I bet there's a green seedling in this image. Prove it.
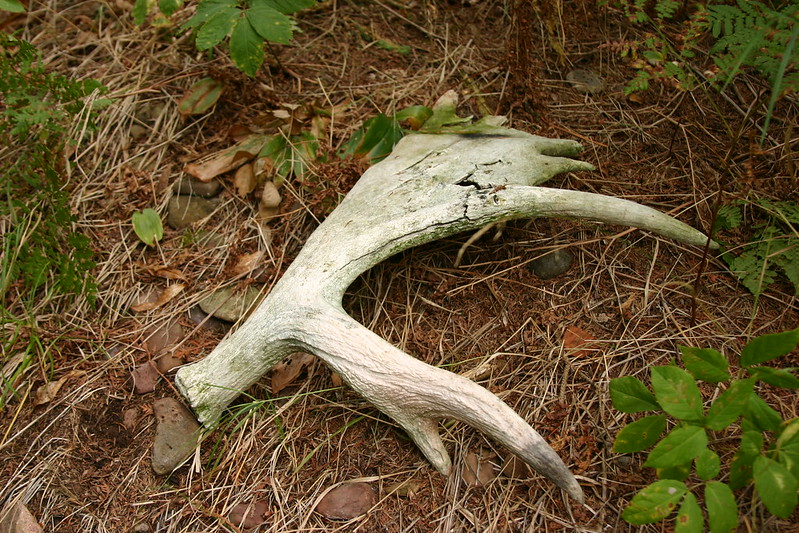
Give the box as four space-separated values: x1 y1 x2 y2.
611 327 799 531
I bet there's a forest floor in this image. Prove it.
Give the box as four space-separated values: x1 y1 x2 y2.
1 1 798 532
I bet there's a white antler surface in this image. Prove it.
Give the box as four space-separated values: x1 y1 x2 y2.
175 95 716 504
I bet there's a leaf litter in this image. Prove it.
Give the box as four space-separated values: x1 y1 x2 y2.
2 1 798 532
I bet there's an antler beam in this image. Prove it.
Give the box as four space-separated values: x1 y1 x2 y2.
175 96 716 504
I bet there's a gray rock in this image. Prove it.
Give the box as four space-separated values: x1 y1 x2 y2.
0 501 43 533
528 249 573 280
566 69 606 94
172 176 221 198
189 305 230 334
151 398 201 475
132 362 160 394
198 286 263 323
166 195 216 229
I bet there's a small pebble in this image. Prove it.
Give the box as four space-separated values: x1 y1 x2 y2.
566 69 606 94
528 249 573 280
172 176 221 198
151 398 201 475
198 286 263 322
166 195 216 229
132 362 159 394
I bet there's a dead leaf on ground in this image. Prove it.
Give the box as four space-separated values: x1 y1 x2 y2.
177 77 224 117
315 482 376 520
387 479 421 498
229 501 270 528
563 326 597 358
233 162 257 196
271 353 315 395
135 262 188 281
462 449 496 487
184 134 270 182
232 251 264 277
130 284 185 312
33 370 85 406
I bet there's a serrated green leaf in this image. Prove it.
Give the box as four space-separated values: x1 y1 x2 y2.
158 0 181 16
610 376 659 413
246 1 295 44
753 456 799 518
680 345 730 383
132 209 163 246
342 113 404 164
229 17 264 76
133 0 151 24
675 491 703 533
195 7 240 51
0 0 25 12
705 378 755 430
651 366 704 421
744 392 782 432
696 447 721 480
622 480 687 524
776 418 799 480
614 414 667 453
705 481 738 533
268 0 315 14
177 77 224 116
182 0 237 30
741 327 799 367
750 366 799 389
644 425 708 468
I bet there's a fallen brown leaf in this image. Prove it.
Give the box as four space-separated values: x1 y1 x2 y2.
315 483 375 520
184 134 270 182
462 449 496 487
563 325 597 358
131 284 185 312
271 352 315 395
232 251 264 277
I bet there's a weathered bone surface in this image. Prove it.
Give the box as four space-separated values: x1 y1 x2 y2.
175 98 716 504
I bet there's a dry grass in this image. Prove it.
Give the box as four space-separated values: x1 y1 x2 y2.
1 0 798 532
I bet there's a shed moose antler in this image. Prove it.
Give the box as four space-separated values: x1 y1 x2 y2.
175 94 716 503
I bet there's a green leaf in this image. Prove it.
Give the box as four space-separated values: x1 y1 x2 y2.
743 392 782 432
621 480 687 524
750 366 799 389
753 456 799 518
133 0 150 24
680 345 730 383
342 113 404 164
776 418 799 478
246 0 295 44
268 0 315 14
651 366 704 422
675 492 703 533
730 431 763 489
740 327 799 367
644 425 708 468
158 0 181 17
705 378 755 431
393 105 433 130
696 447 721 480
229 17 265 76
182 0 236 30
614 414 667 453
132 209 164 246
177 77 225 116
656 460 692 481
705 481 738 533
610 376 659 413
195 7 240 51
0 0 25 11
